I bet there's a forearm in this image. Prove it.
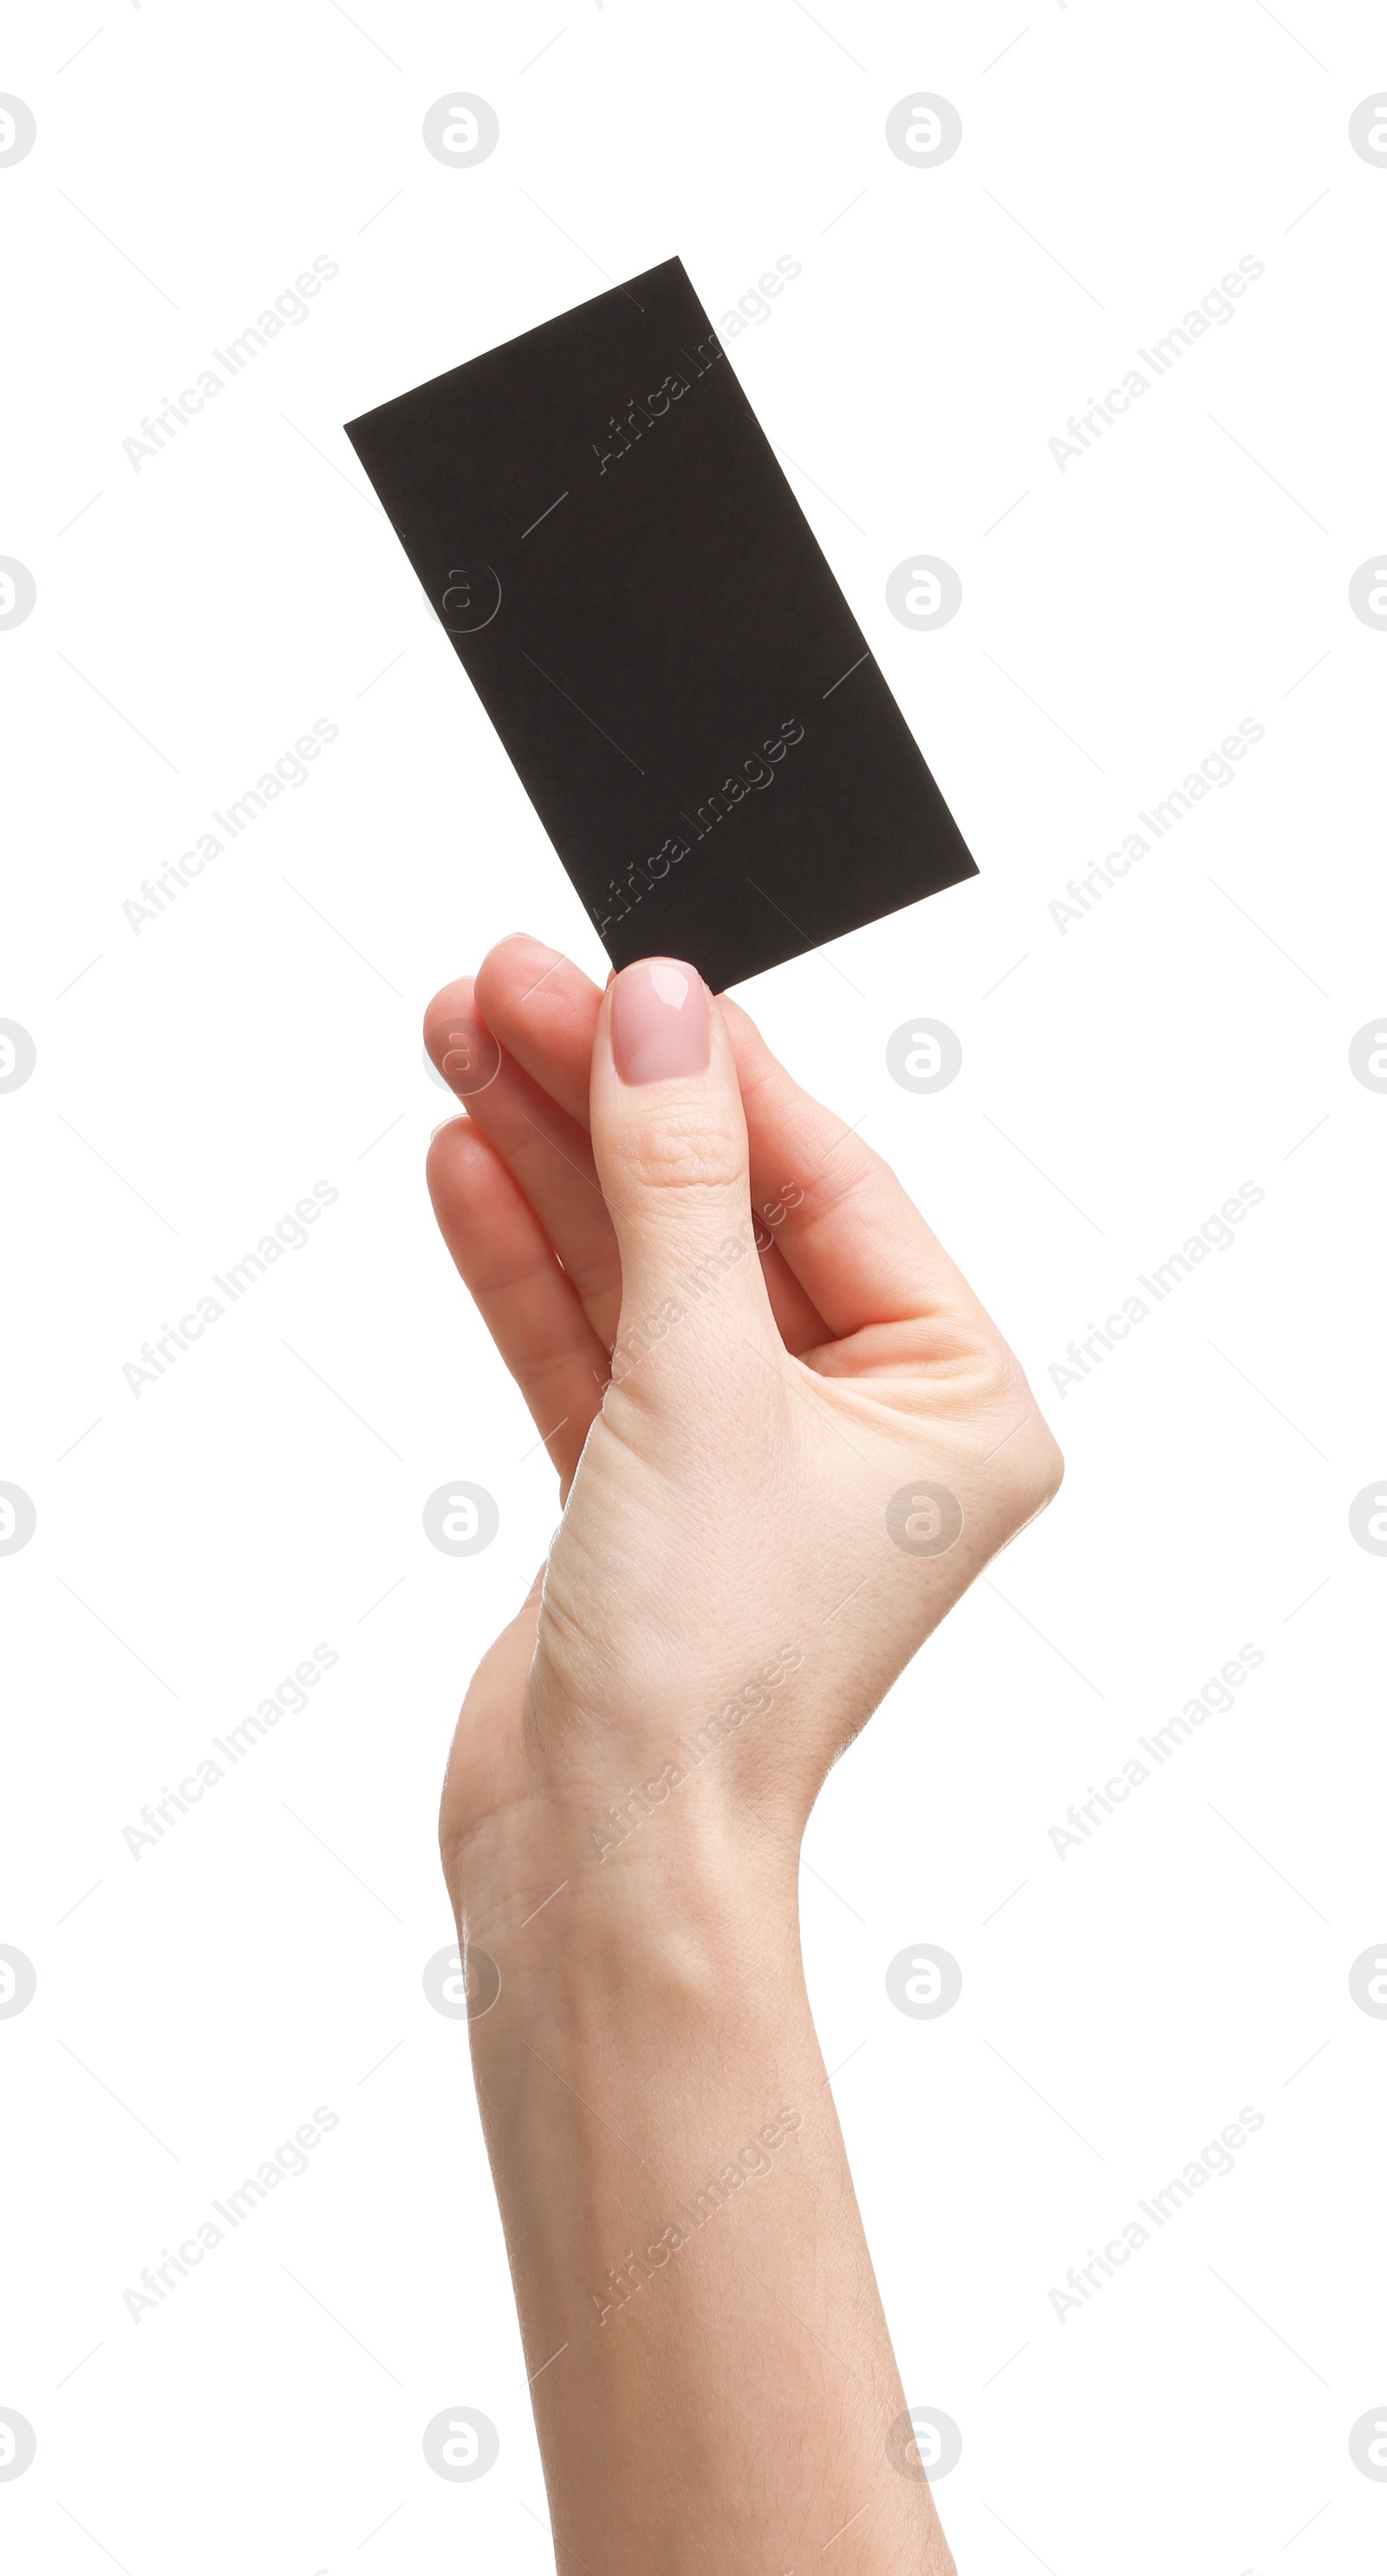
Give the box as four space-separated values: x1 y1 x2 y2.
460 1816 956 2574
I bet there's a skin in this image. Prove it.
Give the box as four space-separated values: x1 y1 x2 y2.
423 933 1063 2574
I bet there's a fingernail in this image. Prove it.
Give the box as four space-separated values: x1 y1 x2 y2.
611 958 708 1084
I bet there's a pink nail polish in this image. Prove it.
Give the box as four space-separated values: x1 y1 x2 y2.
611 958 708 1084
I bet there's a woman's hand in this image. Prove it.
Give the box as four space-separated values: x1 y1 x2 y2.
422 933 1062 2576
425 934 1061 1929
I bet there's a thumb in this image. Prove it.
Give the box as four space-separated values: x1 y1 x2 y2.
589 958 773 1371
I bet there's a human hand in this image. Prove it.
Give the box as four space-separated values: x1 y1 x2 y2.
423 934 1062 1932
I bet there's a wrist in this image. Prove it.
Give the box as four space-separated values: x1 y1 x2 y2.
445 1793 806 2036
459 1816 822 2267
445 1761 802 1934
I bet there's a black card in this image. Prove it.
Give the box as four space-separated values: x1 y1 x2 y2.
344 256 976 992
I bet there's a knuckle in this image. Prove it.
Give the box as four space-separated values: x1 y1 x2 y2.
997 1415 1065 1526
793 1136 882 1229
1026 1424 1066 1511
622 1103 747 1198
973 1352 1065 1522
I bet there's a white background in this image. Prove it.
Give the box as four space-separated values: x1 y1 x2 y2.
3 3 1385 2571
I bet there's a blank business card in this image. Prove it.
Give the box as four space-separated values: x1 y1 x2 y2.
344 255 976 992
